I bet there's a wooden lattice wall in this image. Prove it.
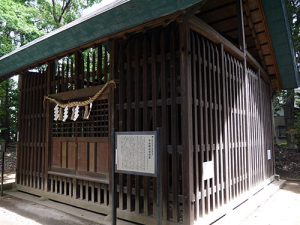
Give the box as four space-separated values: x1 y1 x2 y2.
17 71 47 190
113 23 184 224
189 30 274 223
16 20 274 225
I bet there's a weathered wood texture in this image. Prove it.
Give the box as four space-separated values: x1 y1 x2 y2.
196 0 280 89
17 44 112 211
189 30 274 222
17 71 47 190
17 20 274 225
113 23 184 223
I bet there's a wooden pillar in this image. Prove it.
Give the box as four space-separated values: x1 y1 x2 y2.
179 19 194 225
44 62 54 191
109 39 116 206
16 73 24 185
237 0 251 189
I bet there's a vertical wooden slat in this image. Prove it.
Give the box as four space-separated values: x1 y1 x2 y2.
151 31 158 217
17 73 24 185
126 41 133 212
180 21 193 225
170 26 179 221
201 37 210 214
109 40 116 207
212 44 220 209
191 31 199 220
118 41 125 210
223 52 230 203
216 45 224 207
104 47 108 83
97 46 102 83
197 35 205 217
159 28 168 221
142 36 149 216
207 41 215 212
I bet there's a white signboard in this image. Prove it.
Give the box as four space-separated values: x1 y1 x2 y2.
115 132 157 176
267 150 272 160
202 161 214 180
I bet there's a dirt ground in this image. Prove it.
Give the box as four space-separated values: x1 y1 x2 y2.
212 180 300 225
275 148 300 180
0 181 299 225
238 181 300 225
0 195 100 225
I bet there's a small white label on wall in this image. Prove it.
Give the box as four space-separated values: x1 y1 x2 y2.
267 150 272 160
202 161 214 180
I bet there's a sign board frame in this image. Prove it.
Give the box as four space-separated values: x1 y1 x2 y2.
111 129 161 225
115 131 158 177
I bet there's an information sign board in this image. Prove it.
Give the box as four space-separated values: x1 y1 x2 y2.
115 131 157 176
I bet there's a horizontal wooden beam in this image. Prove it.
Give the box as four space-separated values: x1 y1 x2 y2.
48 84 107 101
188 16 269 83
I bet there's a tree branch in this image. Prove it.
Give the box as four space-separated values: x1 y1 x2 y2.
51 0 59 25
58 0 71 26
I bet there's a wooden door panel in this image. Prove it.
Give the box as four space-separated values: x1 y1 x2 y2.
52 140 61 167
78 142 88 171
89 143 96 172
62 142 67 168
96 142 109 173
51 137 109 177
68 142 76 170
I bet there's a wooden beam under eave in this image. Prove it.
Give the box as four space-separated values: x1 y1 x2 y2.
188 16 269 83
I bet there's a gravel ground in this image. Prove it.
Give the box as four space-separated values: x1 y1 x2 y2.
238 181 300 225
0 152 16 172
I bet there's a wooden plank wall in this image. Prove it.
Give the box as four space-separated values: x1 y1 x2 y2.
114 23 184 223
190 30 274 222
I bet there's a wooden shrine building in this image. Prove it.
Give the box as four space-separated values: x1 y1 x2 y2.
0 0 299 224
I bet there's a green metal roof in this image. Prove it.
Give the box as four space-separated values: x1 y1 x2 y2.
0 0 201 77
0 0 299 89
262 0 300 89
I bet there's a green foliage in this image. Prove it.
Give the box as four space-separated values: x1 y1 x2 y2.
272 1 300 147
0 0 102 143
26 0 102 30
277 142 289 148
0 0 44 56
0 78 19 142
286 0 300 64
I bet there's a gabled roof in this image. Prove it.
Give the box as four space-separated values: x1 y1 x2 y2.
0 0 298 89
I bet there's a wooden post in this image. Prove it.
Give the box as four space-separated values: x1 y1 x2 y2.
237 0 251 189
44 62 54 191
179 19 194 225
109 40 116 206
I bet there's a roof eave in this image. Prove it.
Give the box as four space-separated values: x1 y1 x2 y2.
262 0 300 89
0 0 202 78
